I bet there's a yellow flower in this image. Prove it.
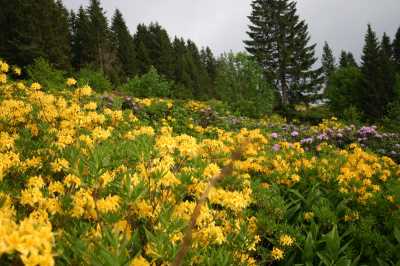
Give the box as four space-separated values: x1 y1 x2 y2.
130 255 150 266
96 195 121 214
30 82 42 90
51 158 70 172
0 73 6 84
291 174 301 183
13 66 21 76
271 247 284 261
66 78 77 86
279 234 295 246
64 174 81 188
203 163 221 178
0 61 9 72
304 212 314 221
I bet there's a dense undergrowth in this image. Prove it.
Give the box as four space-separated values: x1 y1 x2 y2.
1 60 400 266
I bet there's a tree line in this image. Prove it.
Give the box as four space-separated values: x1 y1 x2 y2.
322 24 400 124
0 0 219 100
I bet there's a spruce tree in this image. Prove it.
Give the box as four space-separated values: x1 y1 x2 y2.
71 6 91 69
171 37 193 98
111 9 137 79
200 47 217 97
339 51 358 68
380 33 396 112
148 23 174 79
133 24 152 75
87 0 116 75
360 25 387 119
244 0 322 106
0 0 71 68
322 41 336 84
393 26 400 69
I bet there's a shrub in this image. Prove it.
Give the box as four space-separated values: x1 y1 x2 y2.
27 57 65 90
215 52 275 118
120 66 173 98
77 67 112 92
326 66 363 119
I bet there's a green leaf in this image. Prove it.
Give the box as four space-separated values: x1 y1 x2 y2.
394 227 400 244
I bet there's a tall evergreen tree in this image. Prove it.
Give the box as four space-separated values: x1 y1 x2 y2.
186 40 210 99
360 25 388 119
71 6 91 69
0 0 71 68
244 0 322 106
380 33 396 110
339 51 358 68
111 9 137 79
171 37 193 98
200 47 217 97
133 24 152 75
87 0 116 75
393 26 400 69
321 41 336 84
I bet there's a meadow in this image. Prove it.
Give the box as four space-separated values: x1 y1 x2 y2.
1 60 400 266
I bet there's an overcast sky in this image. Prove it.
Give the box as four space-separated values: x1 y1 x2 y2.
63 0 400 63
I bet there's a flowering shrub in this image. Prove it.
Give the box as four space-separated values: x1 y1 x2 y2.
0 60 399 265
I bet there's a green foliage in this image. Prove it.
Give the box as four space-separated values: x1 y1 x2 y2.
27 57 65 90
111 9 136 80
360 25 393 120
0 0 71 69
119 66 173 98
215 52 275 118
244 0 322 106
322 42 336 84
77 67 112 92
339 51 358 68
383 74 400 132
326 67 363 119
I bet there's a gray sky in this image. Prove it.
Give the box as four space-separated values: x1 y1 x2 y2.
63 0 400 63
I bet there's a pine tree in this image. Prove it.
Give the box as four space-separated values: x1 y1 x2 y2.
393 26 400 69
360 25 388 119
148 23 174 79
321 41 336 84
171 37 193 98
87 0 116 75
186 40 210 99
133 24 152 75
339 51 358 68
71 6 91 69
0 0 71 68
244 0 322 106
380 33 396 113
111 9 137 79
200 47 217 97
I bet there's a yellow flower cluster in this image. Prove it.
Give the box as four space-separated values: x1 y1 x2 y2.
0 198 54 266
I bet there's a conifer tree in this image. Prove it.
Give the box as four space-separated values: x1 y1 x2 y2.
393 27 400 69
171 37 193 98
380 33 396 111
322 41 336 84
360 25 388 119
244 0 322 106
133 24 152 75
0 0 71 68
148 23 174 79
111 9 137 79
87 0 116 75
339 51 358 68
71 6 91 69
200 47 217 97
